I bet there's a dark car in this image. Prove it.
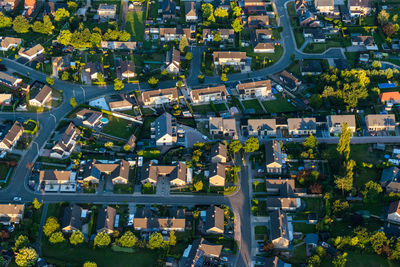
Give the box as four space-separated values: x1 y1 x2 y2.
0 64 7 71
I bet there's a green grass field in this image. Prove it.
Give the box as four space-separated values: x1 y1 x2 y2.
102 116 137 139
262 94 297 113
0 162 11 180
126 11 144 42
242 99 264 113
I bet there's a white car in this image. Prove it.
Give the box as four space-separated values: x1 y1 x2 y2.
13 197 22 202
276 85 283 92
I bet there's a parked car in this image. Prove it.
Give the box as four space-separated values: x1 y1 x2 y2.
13 197 22 202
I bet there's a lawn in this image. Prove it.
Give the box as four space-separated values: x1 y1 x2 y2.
126 11 144 42
294 29 305 48
242 99 264 113
254 225 268 235
101 115 136 140
214 103 228 112
292 222 315 233
193 104 213 114
262 94 297 113
253 182 266 192
303 40 344 54
0 162 11 179
302 198 321 214
289 244 307 265
323 252 395 267
345 52 359 68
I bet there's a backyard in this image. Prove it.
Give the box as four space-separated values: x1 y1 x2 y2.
126 11 145 42
262 94 297 113
102 115 138 140
242 99 264 113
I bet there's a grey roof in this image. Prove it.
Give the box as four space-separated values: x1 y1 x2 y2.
305 233 319 244
61 204 83 231
300 60 322 73
184 238 223 267
380 167 400 185
162 0 176 16
205 206 224 233
96 206 116 232
270 209 289 240
264 257 286 267
265 178 295 197
155 112 176 141
210 143 227 160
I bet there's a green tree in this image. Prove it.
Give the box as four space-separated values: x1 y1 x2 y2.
69 230 84 245
32 198 42 210
70 97 77 108
253 180 260 190
42 15 54 35
15 247 38 267
49 231 65 244
168 231 176 246
334 160 355 194
212 31 221 42
309 94 323 109
179 36 189 53
336 123 351 160
114 78 124 91
147 232 166 249
332 252 347 267
13 16 30 34
362 181 383 203
62 71 69 81
148 77 159 88
303 134 318 149
214 7 228 19
14 235 29 250
83 262 97 267
194 181 203 191
104 141 114 149
54 8 70 22
220 73 228 82
123 144 131 151
117 231 137 248
94 231 111 247
307 254 321 267
67 1 78 9
332 200 349 215
202 3 215 23
0 256 6 267
97 73 104 83
372 61 382 69
0 13 12 28
378 10 390 25
46 77 54 85
230 2 242 17
232 17 244 46
228 139 242 155
57 30 73 46
177 81 183 88
185 52 193 61
43 217 60 237
243 137 259 153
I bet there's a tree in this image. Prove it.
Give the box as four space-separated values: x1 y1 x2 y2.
43 217 60 237
13 16 30 34
253 180 260 190
42 15 54 35
70 97 77 108
57 30 73 46
185 52 193 61
114 78 124 91
123 144 131 151
220 73 228 82
228 139 242 155
62 71 69 80
214 7 228 19
332 200 349 215
334 160 355 194
0 256 6 267
336 123 351 160
372 61 382 69
0 14 12 28
97 73 104 83
49 231 65 244
179 36 189 53
362 181 383 203
310 94 323 109
67 1 78 9
148 77 159 88
378 10 390 25
303 134 318 149
94 231 111 247
243 137 259 153
177 81 183 88
104 141 114 149
83 262 97 267
117 231 137 248
169 231 176 246
147 232 166 249
46 77 54 85
202 3 215 23
70 230 84 245
194 181 203 191
332 252 347 267
14 235 29 250
54 8 70 22
307 254 321 267
231 2 242 17
383 23 396 37
15 247 38 267
232 18 243 33
32 198 42 210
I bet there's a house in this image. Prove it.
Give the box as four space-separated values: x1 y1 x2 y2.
153 112 177 146
209 117 238 138
351 35 378 50
270 209 290 249
109 98 133 112
237 79 271 99
24 0 36 16
61 204 83 233
300 60 322 75
209 162 226 187
52 55 71 77
0 0 19 11
205 206 224 234
141 87 179 106
0 121 24 151
242 119 276 137
327 115 356 135
254 42 275 53
380 92 400 105
96 206 116 234
0 204 24 225
76 109 103 128
100 41 137 50
308 213 318 224
97 4 117 21
266 197 301 211
296 0 308 12
18 44 44 61
28 85 52 107
190 85 227 104
288 118 316 135
81 62 105 84
182 238 222 267
50 123 81 159
43 2 67 16
265 178 295 196
314 0 334 14
349 0 371 16
299 11 320 27
140 161 189 186
210 143 227 163
82 160 130 185
158 28 189 41
365 114 396 132
134 208 186 231
185 2 197 22
165 48 180 75
305 233 319 256
213 51 246 67
334 58 351 71
247 15 269 28
117 60 136 79
0 94 12 106
380 167 400 193
387 201 400 223
244 0 266 14
126 134 136 151
264 257 289 267
265 141 288 174
303 28 326 43
0 71 22 89
0 37 22 51
39 170 73 187
203 29 235 43
254 29 272 42
161 0 176 19
279 70 301 90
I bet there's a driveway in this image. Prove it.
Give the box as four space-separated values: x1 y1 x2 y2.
156 177 170 196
